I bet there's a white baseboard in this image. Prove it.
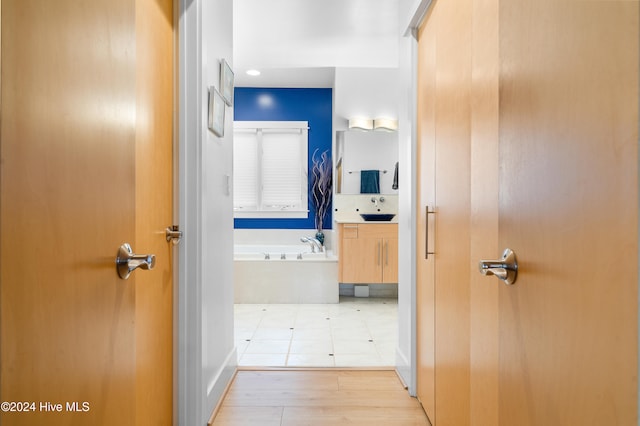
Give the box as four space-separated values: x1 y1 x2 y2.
395 346 414 396
205 347 238 425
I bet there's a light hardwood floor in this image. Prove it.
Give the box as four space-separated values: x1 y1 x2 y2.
210 369 431 425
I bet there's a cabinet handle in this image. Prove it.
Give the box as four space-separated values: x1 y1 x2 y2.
377 241 381 266
385 241 389 266
425 206 435 260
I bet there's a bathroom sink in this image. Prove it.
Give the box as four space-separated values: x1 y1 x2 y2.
360 213 396 222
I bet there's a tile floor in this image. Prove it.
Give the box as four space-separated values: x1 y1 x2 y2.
235 297 398 367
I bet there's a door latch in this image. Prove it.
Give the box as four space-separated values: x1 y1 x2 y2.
165 225 183 245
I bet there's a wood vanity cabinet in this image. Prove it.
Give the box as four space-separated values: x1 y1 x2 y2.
338 223 398 284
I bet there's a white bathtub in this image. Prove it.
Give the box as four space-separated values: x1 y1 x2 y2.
234 244 339 303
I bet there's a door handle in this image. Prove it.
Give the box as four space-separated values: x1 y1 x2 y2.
116 243 156 280
385 241 388 266
479 248 518 285
425 206 435 259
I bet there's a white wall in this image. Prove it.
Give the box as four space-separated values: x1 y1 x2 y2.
201 0 236 420
334 67 401 127
233 0 399 70
177 0 236 424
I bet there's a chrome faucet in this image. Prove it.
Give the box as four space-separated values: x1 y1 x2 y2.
300 236 324 253
371 196 385 209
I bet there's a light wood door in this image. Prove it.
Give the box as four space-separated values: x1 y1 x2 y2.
416 0 473 423
497 1 638 424
0 0 174 424
134 0 174 423
417 0 638 424
416 7 437 420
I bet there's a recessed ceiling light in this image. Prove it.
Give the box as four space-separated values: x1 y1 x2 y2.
246 69 261 76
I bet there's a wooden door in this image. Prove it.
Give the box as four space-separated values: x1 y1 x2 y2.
416 0 636 424
0 0 174 424
134 0 174 423
497 1 638 424
416 0 473 423
416 7 437 420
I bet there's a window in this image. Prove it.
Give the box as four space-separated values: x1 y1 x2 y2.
233 121 309 218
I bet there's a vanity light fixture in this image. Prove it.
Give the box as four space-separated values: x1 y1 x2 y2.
373 118 398 132
246 69 261 76
348 118 374 131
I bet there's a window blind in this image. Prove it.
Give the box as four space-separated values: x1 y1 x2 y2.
233 130 258 209
262 131 303 209
233 121 309 218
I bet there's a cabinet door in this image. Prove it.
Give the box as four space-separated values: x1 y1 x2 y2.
382 237 398 283
341 235 382 283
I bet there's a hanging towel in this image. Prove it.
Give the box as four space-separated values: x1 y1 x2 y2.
360 170 380 194
392 162 399 190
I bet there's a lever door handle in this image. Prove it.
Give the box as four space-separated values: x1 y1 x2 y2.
479 248 518 285
116 243 156 280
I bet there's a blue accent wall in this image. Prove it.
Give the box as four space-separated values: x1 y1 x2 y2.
233 88 333 230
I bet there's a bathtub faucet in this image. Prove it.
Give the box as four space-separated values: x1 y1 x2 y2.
300 236 324 253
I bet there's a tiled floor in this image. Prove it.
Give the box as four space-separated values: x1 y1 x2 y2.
235 297 398 367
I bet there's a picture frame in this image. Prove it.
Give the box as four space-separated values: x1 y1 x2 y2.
220 59 234 106
208 86 225 137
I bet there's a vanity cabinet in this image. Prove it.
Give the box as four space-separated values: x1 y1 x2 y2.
338 223 398 284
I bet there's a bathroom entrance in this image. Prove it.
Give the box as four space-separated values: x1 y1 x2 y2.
230 0 405 371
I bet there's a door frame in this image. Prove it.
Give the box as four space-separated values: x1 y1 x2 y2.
175 0 204 424
398 0 433 398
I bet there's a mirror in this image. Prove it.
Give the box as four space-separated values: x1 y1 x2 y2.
335 130 399 195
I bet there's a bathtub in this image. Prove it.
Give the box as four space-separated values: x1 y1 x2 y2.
234 244 339 303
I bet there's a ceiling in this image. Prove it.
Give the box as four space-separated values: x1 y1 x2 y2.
233 0 401 88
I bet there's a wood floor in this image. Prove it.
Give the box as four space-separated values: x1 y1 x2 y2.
210 369 431 426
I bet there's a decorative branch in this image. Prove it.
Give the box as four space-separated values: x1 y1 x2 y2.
311 149 333 232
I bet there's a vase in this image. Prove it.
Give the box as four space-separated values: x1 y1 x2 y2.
315 231 325 246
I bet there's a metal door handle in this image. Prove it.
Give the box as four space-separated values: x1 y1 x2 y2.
116 243 156 280
425 206 435 259
479 248 518 285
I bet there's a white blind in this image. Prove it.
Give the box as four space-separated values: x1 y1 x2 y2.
262 130 303 208
233 121 308 218
233 130 258 209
